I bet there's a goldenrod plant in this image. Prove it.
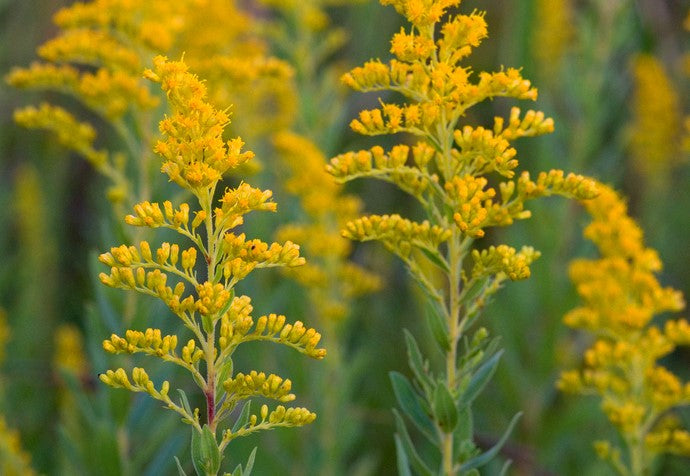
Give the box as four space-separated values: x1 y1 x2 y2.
97 56 325 475
6 0 292 212
559 183 690 476
327 0 598 473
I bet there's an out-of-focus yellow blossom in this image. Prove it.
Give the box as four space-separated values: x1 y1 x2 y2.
0 417 36 476
532 0 573 77
178 0 297 140
559 183 690 475
628 54 683 184
7 0 294 208
328 0 598 471
98 58 324 467
54 324 89 377
0 309 9 365
273 132 380 321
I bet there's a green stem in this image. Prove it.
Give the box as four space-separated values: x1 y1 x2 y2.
442 226 464 475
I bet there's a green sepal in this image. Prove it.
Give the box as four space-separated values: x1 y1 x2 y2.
433 383 458 432
419 247 450 273
425 301 450 352
232 401 251 433
175 456 188 476
458 412 522 471
191 425 221 476
460 350 503 406
393 410 434 476
394 435 413 476
389 371 437 444
403 330 433 393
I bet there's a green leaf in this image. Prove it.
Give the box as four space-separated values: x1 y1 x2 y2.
433 383 458 432
394 435 413 476
389 372 437 444
191 425 221 476
393 410 434 476
175 457 188 476
232 401 251 433
459 412 522 472
460 276 489 304
460 350 503 406
243 447 257 476
453 405 475 461
178 389 193 419
216 358 234 401
425 301 450 352
403 330 433 392
419 246 450 273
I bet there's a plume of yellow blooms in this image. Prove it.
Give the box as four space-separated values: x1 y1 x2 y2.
178 0 296 141
532 0 573 78
54 324 89 379
559 183 690 475
0 416 37 476
274 132 381 321
628 54 683 184
98 57 323 473
327 0 598 472
6 0 295 206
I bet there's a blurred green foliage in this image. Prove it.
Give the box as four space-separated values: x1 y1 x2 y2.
0 0 689 474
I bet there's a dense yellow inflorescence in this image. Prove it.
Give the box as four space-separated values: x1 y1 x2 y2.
273 132 381 320
328 1 598 470
532 0 573 77
628 54 683 183
97 57 324 460
559 184 690 471
6 0 296 207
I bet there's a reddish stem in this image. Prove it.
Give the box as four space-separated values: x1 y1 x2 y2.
206 388 215 427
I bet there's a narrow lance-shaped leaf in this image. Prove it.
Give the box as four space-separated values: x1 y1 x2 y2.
191 425 221 476
459 412 522 471
231 401 251 433
389 371 438 444
393 410 434 476
403 330 433 392
425 301 450 352
433 382 458 432
395 435 413 476
460 350 503 406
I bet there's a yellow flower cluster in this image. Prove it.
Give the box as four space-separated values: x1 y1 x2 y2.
532 0 573 77
273 132 381 321
628 54 683 183
7 0 295 207
54 325 88 377
329 1 599 471
0 416 36 476
98 57 324 460
559 183 690 471
178 0 296 139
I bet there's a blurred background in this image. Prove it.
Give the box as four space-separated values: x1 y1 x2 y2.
1 0 689 474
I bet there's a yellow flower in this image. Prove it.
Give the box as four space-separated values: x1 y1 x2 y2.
560 182 690 471
98 58 324 465
628 54 683 183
